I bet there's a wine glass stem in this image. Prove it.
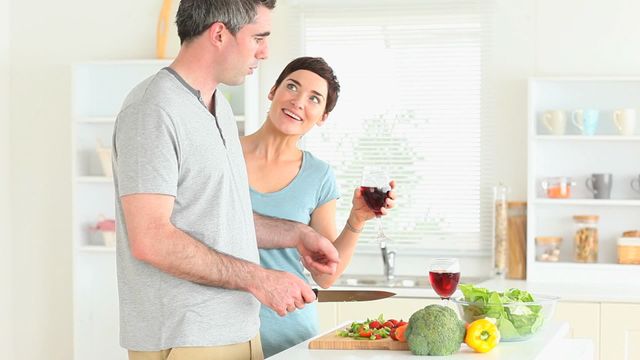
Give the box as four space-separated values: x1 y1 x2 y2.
376 216 385 242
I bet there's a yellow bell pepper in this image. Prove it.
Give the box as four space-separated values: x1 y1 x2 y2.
465 318 500 353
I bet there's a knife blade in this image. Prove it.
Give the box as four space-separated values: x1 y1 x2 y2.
312 288 395 302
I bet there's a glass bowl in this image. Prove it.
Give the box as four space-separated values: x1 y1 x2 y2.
451 294 559 341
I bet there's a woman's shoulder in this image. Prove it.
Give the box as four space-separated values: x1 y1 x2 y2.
302 151 333 174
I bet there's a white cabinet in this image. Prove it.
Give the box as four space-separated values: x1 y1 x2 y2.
71 60 258 360
554 301 601 360
527 78 640 284
601 303 640 360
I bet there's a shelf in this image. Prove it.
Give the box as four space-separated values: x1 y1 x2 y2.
533 261 640 270
78 245 115 253
77 176 113 183
528 260 640 285
534 198 640 207
535 135 640 142
76 116 116 124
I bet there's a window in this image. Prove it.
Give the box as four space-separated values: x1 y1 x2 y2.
295 0 495 254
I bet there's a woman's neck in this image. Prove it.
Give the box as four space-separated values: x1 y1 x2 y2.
243 121 302 162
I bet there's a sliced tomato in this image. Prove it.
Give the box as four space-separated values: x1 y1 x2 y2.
358 329 372 338
369 320 382 329
382 320 395 328
390 327 398 341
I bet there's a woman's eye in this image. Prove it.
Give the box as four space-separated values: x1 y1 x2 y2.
310 96 320 104
286 83 297 91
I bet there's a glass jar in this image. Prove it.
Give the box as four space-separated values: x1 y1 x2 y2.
540 177 576 199
492 183 509 277
535 236 562 262
573 215 599 263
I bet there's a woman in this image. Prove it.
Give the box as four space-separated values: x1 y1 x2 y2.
240 56 396 357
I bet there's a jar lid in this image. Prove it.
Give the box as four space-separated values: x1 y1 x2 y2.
536 236 562 245
623 230 640 237
573 215 599 222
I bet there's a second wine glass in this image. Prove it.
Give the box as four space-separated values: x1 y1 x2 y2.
429 258 460 304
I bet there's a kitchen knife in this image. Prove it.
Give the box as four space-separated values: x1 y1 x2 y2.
312 288 395 302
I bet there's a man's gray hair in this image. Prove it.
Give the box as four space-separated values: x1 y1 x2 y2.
176 0 276 43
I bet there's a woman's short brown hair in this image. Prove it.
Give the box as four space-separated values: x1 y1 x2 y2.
272 57 340 114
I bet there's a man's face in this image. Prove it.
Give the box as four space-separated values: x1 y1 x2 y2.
221 6 272 85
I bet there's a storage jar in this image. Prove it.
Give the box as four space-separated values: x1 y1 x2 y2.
573 215 599 263
535 236 562 262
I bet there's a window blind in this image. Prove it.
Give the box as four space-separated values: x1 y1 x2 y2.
294 0 495 254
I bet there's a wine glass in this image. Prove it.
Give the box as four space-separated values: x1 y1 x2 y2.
429 258 460 304
360 166 392 245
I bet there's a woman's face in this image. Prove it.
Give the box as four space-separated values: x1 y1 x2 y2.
267 69 329 136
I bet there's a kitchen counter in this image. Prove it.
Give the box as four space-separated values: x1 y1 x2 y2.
268 321 593 359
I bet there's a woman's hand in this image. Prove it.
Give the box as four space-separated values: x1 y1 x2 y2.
349 180 397 227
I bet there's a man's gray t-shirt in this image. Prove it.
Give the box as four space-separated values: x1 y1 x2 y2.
112 69 260 351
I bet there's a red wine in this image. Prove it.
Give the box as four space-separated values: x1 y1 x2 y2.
429 271 460 299
360 186 389 216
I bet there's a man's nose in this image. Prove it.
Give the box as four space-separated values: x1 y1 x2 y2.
257 39 269 60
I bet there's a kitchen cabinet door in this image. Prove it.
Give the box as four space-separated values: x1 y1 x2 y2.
554 301 600 360
601 303 640 360
317 303 338 333
336 298 438 325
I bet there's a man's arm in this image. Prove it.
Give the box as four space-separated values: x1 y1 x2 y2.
121 193 316 316
253 213 339 275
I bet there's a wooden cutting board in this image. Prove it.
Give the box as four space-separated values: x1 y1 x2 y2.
308 330 409 350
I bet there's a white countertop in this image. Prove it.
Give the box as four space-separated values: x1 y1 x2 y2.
269 321 593 360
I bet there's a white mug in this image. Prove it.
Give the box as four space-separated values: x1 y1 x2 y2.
613 108 636 136
542 110 567 135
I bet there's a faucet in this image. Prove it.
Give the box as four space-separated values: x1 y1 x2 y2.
380 241 396 282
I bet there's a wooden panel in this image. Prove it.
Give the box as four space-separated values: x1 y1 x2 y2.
601 303 640 360
554 301 600 360
309 330 409 350
507 209 527 279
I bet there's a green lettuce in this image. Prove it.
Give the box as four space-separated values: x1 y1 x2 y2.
458 284 544 340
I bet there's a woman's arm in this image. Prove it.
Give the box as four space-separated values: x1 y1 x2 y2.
308 182 396 288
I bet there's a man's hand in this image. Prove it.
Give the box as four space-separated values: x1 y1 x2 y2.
297 227 339 275
249 268 317 316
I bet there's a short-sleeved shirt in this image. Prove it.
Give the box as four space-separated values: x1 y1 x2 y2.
249 151 340 358
112 68 260 351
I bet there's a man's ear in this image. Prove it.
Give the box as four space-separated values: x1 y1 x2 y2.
207 22 226 47
316 113 329 127
267 86 277 101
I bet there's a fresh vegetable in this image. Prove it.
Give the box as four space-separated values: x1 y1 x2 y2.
394 324 408 342
336 314 391 340
405 304 465 355
459 284 544 340
369 320 382 330
465 318 500 353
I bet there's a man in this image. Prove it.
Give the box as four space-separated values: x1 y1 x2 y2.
112 1 339 359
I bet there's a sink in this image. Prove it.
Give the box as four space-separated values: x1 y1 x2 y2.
331 274 489 289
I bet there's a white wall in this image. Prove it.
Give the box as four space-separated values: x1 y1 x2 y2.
10 0 161 358
0 0 13 357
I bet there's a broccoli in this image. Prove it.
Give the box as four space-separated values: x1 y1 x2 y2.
405 304 465 356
